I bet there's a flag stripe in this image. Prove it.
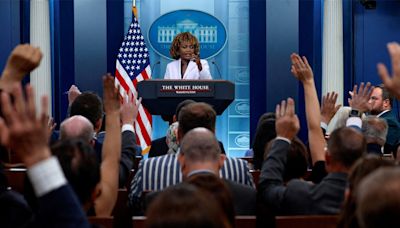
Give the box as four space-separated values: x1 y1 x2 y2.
138 105 152 131
134 121 146 148
136 107 152 144
137 99 152 147
116 61 137 95
142 68 150 80
115 70 130 93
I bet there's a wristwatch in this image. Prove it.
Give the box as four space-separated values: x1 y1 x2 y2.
349 109 363 118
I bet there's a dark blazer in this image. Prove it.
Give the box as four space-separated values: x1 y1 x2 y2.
0 189 32 228
148 136 169 158
95 131 138 188
148 136 226 158
52 130 138 185
119 131 138 187
259 139 347 215
30 185 90 228
224 179 256 215
367 143 383 156
1 182 90 228
380 110 400 154
145 175 256 216
309 161 328 184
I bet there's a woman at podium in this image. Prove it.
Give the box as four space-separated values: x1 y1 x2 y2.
164 32 212 80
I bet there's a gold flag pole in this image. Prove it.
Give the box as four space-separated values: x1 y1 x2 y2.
132 0 138 18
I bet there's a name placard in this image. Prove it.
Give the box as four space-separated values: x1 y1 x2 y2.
157 83 215 97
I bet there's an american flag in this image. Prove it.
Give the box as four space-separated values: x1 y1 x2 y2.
115 8 152 150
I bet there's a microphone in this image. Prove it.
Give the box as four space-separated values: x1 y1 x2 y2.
211 61 223 80
150 61 160 76
191 53 199 62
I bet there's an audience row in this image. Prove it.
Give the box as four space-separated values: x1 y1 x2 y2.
2 42 400 228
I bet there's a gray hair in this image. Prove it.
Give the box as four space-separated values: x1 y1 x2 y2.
362 116 388 146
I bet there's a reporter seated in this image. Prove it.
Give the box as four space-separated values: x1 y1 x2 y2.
68 88 138 188
263 136 308 183
356 167 400 228
0 44 90 227
362 116 389 156
129 103 254 215
337 156 395 228
259 98 366 215
52 75 123 216
148 99 226 158
179 127 256 216
0 82 90 227
52 139 101 215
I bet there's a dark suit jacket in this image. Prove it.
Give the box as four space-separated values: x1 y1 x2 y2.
259 139 347 215
52 130 138 186
367 143 383 156
145 173 256 216
119 131 138 187
30 185 90 228
148 136 169 158
148 136 226 157
1 181 90 228
309 161 328 184
224 179 256 215
95 131 137 188
0 189 32 228
380 110 400 154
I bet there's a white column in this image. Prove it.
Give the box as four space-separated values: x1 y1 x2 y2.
30 0 52 116
322 0 344 104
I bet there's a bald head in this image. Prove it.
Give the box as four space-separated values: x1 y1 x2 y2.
179 128 224 177
60 115 94 142
181 127 221 163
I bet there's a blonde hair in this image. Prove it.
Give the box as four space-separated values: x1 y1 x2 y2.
169 32 200 60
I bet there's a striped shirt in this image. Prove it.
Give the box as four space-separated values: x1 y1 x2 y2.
128 154 255 208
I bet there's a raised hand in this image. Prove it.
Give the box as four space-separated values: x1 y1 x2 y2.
290 54 325 164
290 53 314 84
348 82 373 113
120 92 141 126
378 42 400 99
102 74 120 115
275 98 300 141
46 116 57 140
0 44 42 92
97 73 122 216
321 92 341 124
67 85 81 105
0 84 50 167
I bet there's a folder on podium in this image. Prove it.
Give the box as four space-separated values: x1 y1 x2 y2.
137 79 235 115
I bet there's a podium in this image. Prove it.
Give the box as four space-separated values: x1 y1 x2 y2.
137 80 235 115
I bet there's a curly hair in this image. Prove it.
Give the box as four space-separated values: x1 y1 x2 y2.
169 32 200 60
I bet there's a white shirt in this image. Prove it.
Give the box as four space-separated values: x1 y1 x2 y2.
377 109 390 118
27 156 67 197
164 58 212 80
